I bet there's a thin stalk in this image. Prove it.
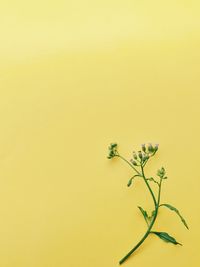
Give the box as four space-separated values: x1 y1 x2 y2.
119 209 158 265
119 164 159 265
116 154 141 176
157 177 162 205
141 166 157 207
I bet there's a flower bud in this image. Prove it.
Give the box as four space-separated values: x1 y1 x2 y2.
143 155 147 161
110 143 117 148
148 143 154 153
133 153 137 160
109 151 114 157
154 143 159 152
130 159 137 166
157 167 166 178
141 144 146 152
138 151 143 160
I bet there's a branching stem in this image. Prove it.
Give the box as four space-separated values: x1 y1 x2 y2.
117 154 162 265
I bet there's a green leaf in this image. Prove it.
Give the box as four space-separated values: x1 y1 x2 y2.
138 206 149 226
151 231 182 245
160 204 189 229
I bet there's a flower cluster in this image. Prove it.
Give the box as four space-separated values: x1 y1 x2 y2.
157 167 167 179
130 143 159 166
107 143 118 159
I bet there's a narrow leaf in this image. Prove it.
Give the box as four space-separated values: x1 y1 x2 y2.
138 206 149 226
161 204 189 229
151 231 182 245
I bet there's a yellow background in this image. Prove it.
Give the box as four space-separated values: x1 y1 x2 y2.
0 1 200 266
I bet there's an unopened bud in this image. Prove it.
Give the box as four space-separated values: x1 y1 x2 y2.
138 151 143 159
143 155 147 161
148 143 154 153
110 143 117 148
133 153 137 160
130 159 137 166
154 143 159 151
141 144 146 152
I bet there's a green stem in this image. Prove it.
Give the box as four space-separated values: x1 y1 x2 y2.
119 165 159 265
116 154 141 176
119 209 158 265
157 177 162 205
141 166 157 207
